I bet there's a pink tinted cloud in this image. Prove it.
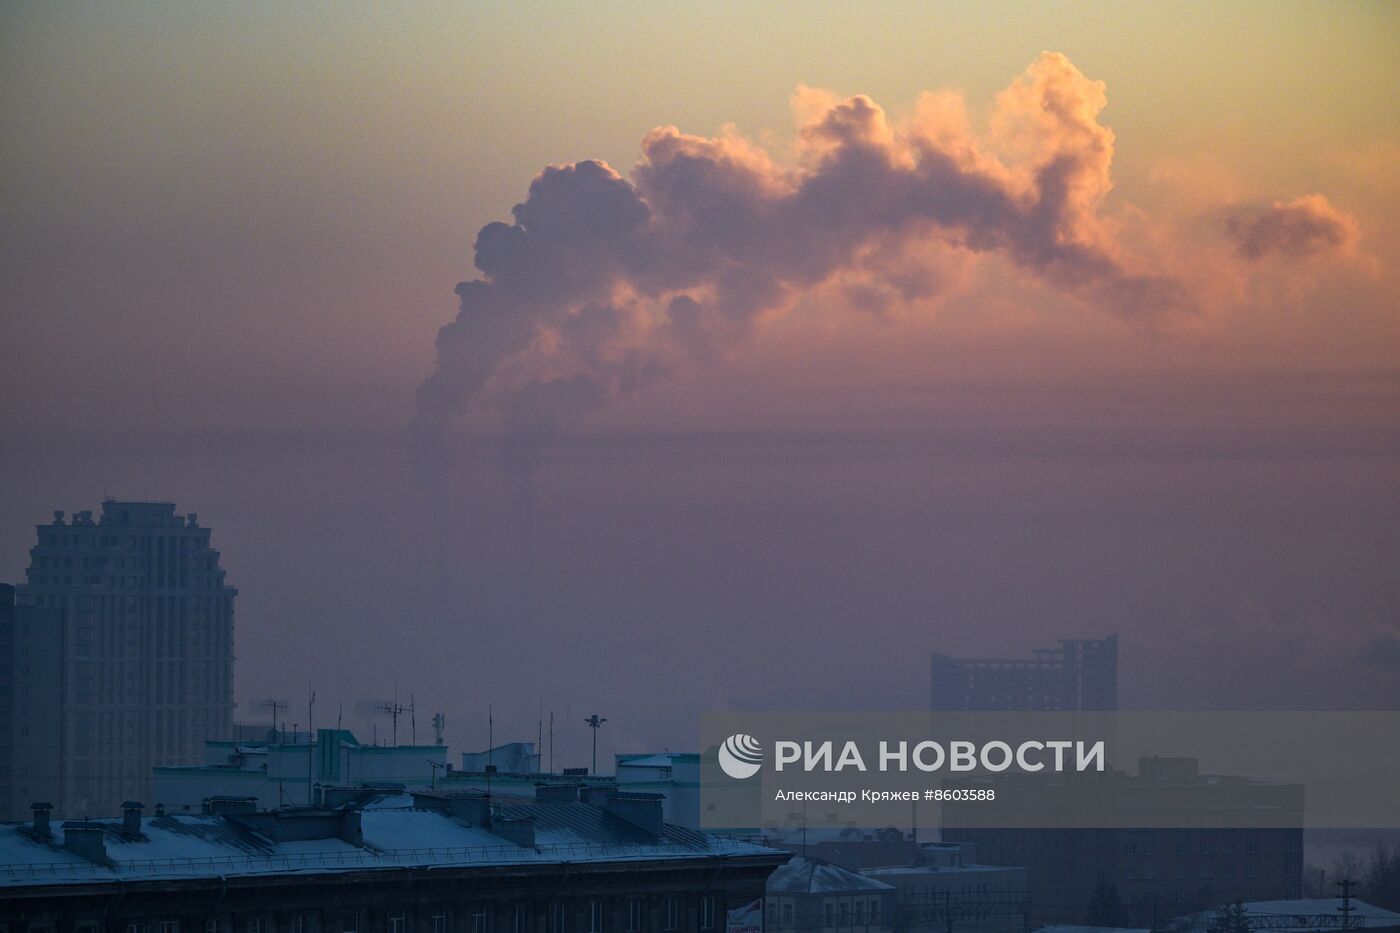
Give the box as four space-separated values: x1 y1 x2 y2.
1225 193 1359 261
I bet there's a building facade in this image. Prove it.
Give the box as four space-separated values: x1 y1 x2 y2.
0 787 787 933
930 636 1118 712
153 729 448 812
0 585 65 821
14 500 237 818
942 760 1305 927
764 856 897 933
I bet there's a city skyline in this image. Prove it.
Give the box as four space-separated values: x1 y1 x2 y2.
3 2 1399 764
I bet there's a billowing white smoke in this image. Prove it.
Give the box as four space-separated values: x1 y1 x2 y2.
415 52 1184 482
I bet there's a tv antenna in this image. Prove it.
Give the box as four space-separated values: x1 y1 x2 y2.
255 698 289 742
375 700 405 746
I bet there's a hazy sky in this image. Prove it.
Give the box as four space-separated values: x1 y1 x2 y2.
2 2 1398 763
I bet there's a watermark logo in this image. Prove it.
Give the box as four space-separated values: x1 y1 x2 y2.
719 733 764 779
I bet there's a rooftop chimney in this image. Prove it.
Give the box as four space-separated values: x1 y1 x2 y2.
605 792 664 836
62 821 109 864
491 814 537 849
52 510 65 525
121 801 144 837
535 783 581 803
580 785 615 808
29 802 52 839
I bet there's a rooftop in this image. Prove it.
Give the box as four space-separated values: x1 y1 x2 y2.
0 794 783 889
767 856 895 895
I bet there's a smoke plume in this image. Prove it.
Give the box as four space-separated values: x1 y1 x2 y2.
414 53 1190 483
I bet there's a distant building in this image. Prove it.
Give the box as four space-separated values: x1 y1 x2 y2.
0 584 65 821
766 855 896 932
152 729 447 812
863 854 1028 933
616 752 701 828
462 741 541 774
0 787 788 931
756 826 920 872
440 750 706 829
1167 898 1400 933
11 501 236 819
942 758 1305 927
931 636 1118 711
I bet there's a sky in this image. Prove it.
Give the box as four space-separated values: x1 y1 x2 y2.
2 1 1398 765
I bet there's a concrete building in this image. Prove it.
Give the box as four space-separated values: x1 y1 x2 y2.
931 636 1118 711
1166 898 1400 933
863 852 1028 933
0 787 788 932
765 855 897 932
941 759 1305 927
616 752 702 828
152 729 447 812
0 584 66 821
462 741 542 774
11 500 237 819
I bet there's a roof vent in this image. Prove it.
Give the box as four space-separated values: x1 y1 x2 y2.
29 802 52 839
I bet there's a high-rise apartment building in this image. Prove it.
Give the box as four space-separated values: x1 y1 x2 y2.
930 636 1117 711
12 500 236 818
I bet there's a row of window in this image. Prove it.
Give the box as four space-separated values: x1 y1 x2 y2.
1125 840 1263 856
1125 864 1261 881
22 896 725 933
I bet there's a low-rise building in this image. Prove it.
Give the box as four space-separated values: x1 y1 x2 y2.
0 786 788 932
152 728 446 812
765 856 897 933
461 742 541 775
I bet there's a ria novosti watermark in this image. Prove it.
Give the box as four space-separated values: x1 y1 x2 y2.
700 711 1400 830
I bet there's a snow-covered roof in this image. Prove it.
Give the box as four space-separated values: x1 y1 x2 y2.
1172 899 1400 932
0 795 783 889
1035 925 1148 933
766 856 895 895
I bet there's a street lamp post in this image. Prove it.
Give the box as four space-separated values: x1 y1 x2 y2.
584 714 607 775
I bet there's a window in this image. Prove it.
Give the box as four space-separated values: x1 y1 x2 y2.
839 903 849 927
435 914 449 933
628 898 645 933
588 901 606 933
1125 864 1137 879
700 896 716 931
552 903 569 933
206 921 225 933
471 909 488 933
512 907 525 933
248 922 269 933
127 925 147 933
783 904 794 928
390 917 407 933
341 917 358 933
824 905 834 928
291 918 310 933
160 924 180 933
870 901 880 925
855 901 866 925
664 898 680 932
1176 867 1187 881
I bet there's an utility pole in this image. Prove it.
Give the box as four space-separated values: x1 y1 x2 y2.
584 713 607 775
1337 878 1357 929
307 690 316 805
